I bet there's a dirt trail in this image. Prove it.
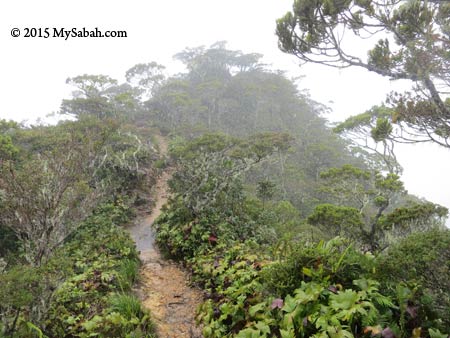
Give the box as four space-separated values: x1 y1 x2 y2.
128 135 203 338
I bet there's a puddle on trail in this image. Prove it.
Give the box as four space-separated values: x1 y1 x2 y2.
128 159 204 337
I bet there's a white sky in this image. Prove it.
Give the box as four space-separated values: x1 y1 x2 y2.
1 0 449 223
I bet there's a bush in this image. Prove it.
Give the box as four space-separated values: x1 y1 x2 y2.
262 237 375 297
108 293 146 321
155 196 275 260
0 224 19 263
0 203 155 338
194 238 403 338
376 228 450 332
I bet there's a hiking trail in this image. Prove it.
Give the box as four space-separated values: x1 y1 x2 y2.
128 134 203 338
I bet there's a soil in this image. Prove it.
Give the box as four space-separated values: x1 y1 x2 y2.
128 134 204 338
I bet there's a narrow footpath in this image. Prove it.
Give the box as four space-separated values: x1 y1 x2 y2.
128 135 203 338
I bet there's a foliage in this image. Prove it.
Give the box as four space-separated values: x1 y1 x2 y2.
0 265 44 336
271 278 395 338
192 242 268 337
277 0 450 148
334 106 402 175
0 225 18 264
125 62 166 100
155 195 276 261
155 198 239 259
316 165 404 250
60 74 143 119
376 229 450 332
307 204 364 241
145 43 367 217
272 201 300 226
3 38 449 338
153 127 449 337
155 142 449 336
152 143 449 338
378 202 448 235
257 180 277 206
0 134 19 162
192 237 445 338
1 94 159 337
262 238 374 298
0 138 97 266
314 165 446 251
1 202 155 338
155 133 289 259
0 117 152 266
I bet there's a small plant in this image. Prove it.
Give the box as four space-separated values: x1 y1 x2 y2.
263 237 375 297
33 203 156 338
108 293 144 320
117 258 139 291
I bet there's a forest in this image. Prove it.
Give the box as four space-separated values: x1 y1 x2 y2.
1 1 449 337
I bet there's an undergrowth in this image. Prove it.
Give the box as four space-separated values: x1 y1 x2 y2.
0 202 156 338
155 208 450 337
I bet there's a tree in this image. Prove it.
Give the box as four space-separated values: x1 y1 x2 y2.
169 132 292 216
313 165 446 250
125 62 166 100
307 203 364 241
377 201 448 237
334 105 402 174
0 117 151 266
155 133 288 258
171 42 264 130
257 179 276 207
66 74 118 98
61 74 141 119
0 140 97 266
277 0 450 148
148 78 204 129
318 165 381 211
148 43 375 215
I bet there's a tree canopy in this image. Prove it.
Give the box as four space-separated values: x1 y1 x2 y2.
277 0 450 148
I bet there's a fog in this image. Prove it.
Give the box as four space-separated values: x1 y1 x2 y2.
1 0 449 224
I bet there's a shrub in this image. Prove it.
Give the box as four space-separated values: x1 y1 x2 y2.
376 228 450 332
108 293 145 321
262 237 375 297
37 203 154 338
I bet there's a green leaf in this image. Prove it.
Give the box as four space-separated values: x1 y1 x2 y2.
26 322 44 338
203 326 213 337
65 315 80 325
282 295 296 313
302 267 312 277
330 290 359 310
327 327 354 338
106 312 124 325
254 321 271 335
249 302 267 317
428 328 448 338
82 315 102 332
280 329 296 338
236 328 265 338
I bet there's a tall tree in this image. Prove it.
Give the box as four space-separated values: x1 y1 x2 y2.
61 74 141 119
277 0 450 148
147 43 371 215
125 62 166 100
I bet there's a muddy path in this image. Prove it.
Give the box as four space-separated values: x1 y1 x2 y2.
128 135 203 338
